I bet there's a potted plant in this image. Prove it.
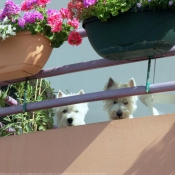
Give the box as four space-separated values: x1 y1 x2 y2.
0 0 82 81
0 78 56 137
67 0 175 60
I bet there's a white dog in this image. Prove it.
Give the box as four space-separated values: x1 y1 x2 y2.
103 78 138 120
55 90 89 128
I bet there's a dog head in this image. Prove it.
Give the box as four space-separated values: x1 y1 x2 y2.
55 90 89 127
103 78 138 120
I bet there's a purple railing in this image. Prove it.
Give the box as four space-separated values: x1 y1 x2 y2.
4 96 18 106
1 81 175 117
1 51 175 86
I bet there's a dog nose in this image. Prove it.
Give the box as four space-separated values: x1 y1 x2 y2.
67 118 73 124
117 111 123 118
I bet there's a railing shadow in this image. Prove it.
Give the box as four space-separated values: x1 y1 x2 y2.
124 122 175 175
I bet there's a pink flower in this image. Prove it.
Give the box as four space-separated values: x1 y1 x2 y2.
68 31 82 46
37 0 50 6
47 9 62 32
51 20 62 32
21 0 37 11
83 0 97 8
21 1 29 11
68 18 79 29
67 1 84 20
60 8 70 19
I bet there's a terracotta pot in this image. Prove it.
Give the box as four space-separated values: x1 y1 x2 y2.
0 31 53 81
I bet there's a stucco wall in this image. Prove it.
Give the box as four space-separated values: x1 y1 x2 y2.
0 114 175 174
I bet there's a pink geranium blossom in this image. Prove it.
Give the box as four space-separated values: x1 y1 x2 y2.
60 8 70 19
37 0 51 6
21 0 38 11
83 0 97 8
47 9 63 32
68 31 82 46
21 1 32 11
21 0 50 10
50 20 63 32
68 18 79 29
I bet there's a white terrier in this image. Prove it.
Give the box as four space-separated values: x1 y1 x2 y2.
103 78 138 120
55 90 89 128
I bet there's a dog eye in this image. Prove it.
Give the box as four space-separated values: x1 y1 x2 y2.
63 109 67 113
124 101 128 105
113 100 118 104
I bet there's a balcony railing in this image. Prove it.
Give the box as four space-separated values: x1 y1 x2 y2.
1 29 175 117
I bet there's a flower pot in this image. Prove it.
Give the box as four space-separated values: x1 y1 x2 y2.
83 10 175 60
0 31 53 81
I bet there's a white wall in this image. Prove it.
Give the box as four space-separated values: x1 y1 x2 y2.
1 0 175 125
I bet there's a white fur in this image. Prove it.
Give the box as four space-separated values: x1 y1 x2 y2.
55 90 89 128
103 78 138 120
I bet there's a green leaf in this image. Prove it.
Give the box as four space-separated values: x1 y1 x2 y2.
3 117 11 122
38 125 46 131
25 125 32 133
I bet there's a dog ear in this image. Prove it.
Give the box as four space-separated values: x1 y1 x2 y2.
104 77 115 90
128 78 136 87
78 90 84 95
58 90 63 98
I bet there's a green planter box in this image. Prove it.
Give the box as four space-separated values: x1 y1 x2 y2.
83 9 175 60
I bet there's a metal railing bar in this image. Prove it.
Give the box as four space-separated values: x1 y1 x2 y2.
0 81 175 117
1 48 175 87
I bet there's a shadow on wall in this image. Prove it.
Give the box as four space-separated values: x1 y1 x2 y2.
124 122 175 175
0 122 110 173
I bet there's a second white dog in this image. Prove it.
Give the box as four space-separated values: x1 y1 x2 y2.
103 78 138 120
55 90 89 128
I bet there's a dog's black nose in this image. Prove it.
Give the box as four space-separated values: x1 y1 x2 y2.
67 118 73 124
117 111 123 118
